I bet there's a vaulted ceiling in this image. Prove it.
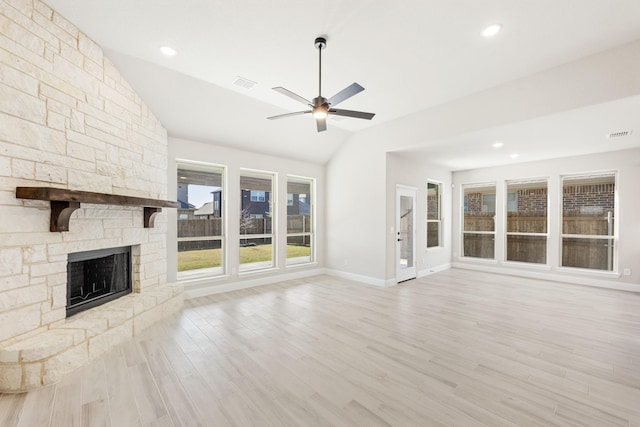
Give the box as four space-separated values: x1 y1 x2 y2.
45 0 640 167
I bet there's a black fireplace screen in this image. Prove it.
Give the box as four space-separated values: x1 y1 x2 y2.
67 246 132 317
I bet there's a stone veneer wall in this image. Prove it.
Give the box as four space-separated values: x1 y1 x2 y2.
0 0 182 390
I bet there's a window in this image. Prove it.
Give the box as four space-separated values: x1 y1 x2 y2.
462 183 495 259
240 171 275 271
176 161 225 279
561 173 616 271
287 176 314 265
250 190 266 202
506 179 548 264
426 181 442 248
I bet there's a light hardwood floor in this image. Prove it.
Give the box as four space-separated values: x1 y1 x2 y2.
2 269 640 426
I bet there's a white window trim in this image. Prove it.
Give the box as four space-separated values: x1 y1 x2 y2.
176 159 227 281
426 180 443 249
504 178 549 265
460 182 497 260
240 169 277 272
559 171 618 273
286 175 315 267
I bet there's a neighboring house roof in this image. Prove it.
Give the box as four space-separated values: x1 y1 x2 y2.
178 199 195 209
194 202 214 216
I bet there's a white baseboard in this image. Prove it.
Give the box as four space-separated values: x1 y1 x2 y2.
418 263 452 278
451 262 640 293
182 268 326 299
323 269 396 287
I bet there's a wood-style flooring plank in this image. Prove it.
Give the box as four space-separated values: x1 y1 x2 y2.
16 384 55 427
0 393 26 426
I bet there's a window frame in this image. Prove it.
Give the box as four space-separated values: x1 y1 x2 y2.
426 180 443 249
559 171 618 272
504 178 549 266
239 169 277 273
461 182 497 260
176 159 226 280
286 175 315 266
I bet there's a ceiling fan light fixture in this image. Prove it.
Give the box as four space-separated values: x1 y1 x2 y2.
312 106 328 119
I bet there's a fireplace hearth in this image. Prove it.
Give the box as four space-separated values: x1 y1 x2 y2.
67 246 132 317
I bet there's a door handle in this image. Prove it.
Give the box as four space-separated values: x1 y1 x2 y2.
397 238 403 242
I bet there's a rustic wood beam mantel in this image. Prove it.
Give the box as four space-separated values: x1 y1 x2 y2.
16 187 179 232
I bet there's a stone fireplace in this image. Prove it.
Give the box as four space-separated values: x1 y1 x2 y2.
0 0 183 392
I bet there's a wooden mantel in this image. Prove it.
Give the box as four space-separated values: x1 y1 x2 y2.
16 187 179 232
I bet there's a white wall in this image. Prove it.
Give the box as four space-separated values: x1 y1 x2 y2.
452 148 640 290
386 153 452 281
325 136 387 284
167 137 325 295
326 39 640 285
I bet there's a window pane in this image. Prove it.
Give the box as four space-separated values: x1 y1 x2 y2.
427 222 439 248
464 185 495 232
399 195 414 268
427 182 441 249
562 238 614 271
287 177 313 266
177 240 222 271
240 171 274 271
177 161 224 277
239 237 273 271
463 233 494 259
427 182 440 220
561 173 615 271
562 175 615 236
287 236 311 265
287 179 312 233
507 181 547 232
241 175 272 231
507 235 546 264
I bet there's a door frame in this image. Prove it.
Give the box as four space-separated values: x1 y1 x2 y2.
396 185 417 283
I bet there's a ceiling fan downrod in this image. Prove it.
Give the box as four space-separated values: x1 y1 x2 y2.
315 37 326 98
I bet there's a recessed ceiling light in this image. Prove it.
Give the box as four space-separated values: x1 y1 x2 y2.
482 24 502 38
160 46 177 56
509 153 519 159
492 141 504 148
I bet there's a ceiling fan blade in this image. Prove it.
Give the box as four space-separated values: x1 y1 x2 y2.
327 83 364 107
316 117 327 132
329 108 375 120
267 110 311 120
272 87 312 106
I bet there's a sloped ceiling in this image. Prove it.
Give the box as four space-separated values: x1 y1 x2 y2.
44 0 640 166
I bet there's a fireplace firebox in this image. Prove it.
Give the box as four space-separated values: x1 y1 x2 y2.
67 246 132 317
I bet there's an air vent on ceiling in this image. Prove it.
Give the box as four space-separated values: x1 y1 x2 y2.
606 130 633 139
232 76 257 90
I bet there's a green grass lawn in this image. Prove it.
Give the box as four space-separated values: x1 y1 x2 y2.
178 244 311 271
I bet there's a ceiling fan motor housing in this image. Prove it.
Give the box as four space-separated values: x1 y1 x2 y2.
312 96 329 108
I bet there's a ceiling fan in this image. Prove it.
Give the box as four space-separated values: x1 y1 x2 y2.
267 36 375 132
